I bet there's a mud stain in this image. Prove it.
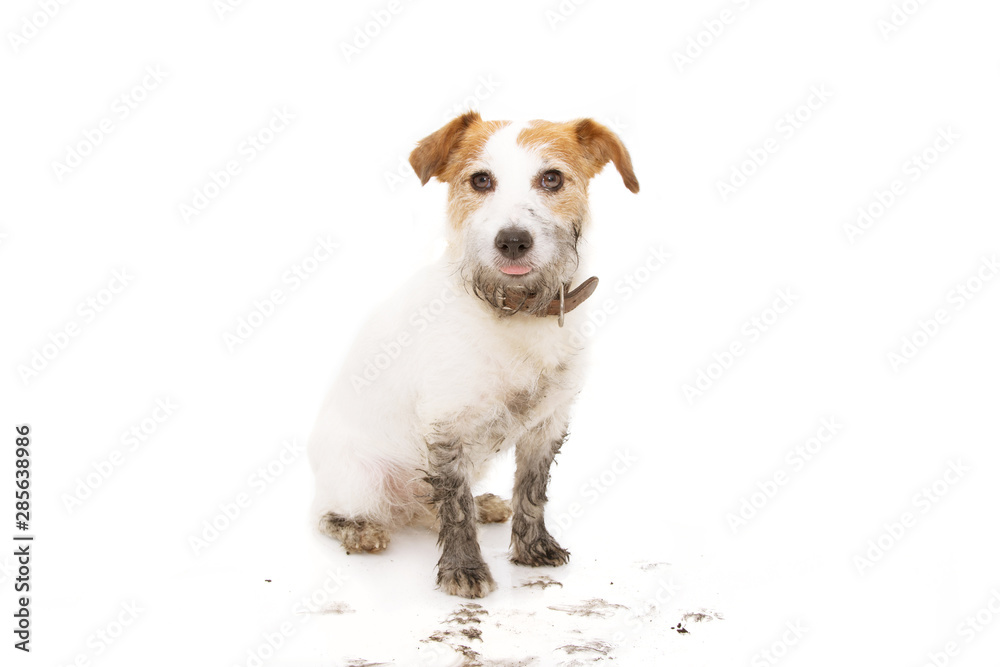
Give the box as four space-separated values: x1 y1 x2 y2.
547 598 628 618
517 576 563 590
320 602 355 615
419 602 545 667
672 608 725 634
448 603 489 625
556 640 611 655
637 561 671 571
682 609 724 623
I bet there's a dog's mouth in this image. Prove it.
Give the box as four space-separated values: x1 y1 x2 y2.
498 264 532 276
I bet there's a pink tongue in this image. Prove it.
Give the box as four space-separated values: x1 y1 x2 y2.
501 265 532 276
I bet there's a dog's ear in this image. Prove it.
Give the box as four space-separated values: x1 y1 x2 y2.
409 111 481 186
573 119 640 194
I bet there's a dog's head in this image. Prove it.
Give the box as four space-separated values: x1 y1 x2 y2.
409 112 639 316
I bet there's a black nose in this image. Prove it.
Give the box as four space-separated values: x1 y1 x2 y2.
495 227 533 260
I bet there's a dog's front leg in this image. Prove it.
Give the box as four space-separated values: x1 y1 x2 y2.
510 419 571 567
428 438 497 598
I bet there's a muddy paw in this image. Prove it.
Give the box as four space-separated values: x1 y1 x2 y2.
319 513 390 554
437 563 497 598
511 534 570 567
475 493 512 523
347 523 390 553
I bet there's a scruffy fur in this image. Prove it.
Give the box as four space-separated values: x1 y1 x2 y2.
308 112 638 598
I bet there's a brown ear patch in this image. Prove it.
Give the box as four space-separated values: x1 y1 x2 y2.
573 119 640 193
408 111 481 186
517 119 639 194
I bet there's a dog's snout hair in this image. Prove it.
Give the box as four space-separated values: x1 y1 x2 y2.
308 111 638 598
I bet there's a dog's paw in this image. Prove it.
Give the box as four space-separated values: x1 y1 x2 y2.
345 523 391 554
511 534 570 567
475 493 512 523
437 563 497 598
319 513 390 554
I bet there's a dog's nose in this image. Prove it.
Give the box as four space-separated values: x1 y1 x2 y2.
495 227 533 260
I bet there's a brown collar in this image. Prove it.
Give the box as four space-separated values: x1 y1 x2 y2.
498 276 599 327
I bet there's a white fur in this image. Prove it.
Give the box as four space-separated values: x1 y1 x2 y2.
308 123 592 529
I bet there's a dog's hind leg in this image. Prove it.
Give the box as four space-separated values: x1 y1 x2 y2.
318 512 391 554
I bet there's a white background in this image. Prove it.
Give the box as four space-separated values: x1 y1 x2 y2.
2 0 999 665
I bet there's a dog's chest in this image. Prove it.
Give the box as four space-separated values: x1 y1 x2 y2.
412 283 586 452
451 345 578 456
493 357 565 419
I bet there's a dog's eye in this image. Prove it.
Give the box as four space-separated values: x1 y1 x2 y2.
540 170 563 191
471 172 493 191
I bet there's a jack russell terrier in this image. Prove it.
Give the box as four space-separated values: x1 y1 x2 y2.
309 111 639 598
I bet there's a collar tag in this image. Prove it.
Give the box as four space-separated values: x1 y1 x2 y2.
558 283 565 327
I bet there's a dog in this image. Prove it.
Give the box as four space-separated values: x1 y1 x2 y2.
308 111 638 598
